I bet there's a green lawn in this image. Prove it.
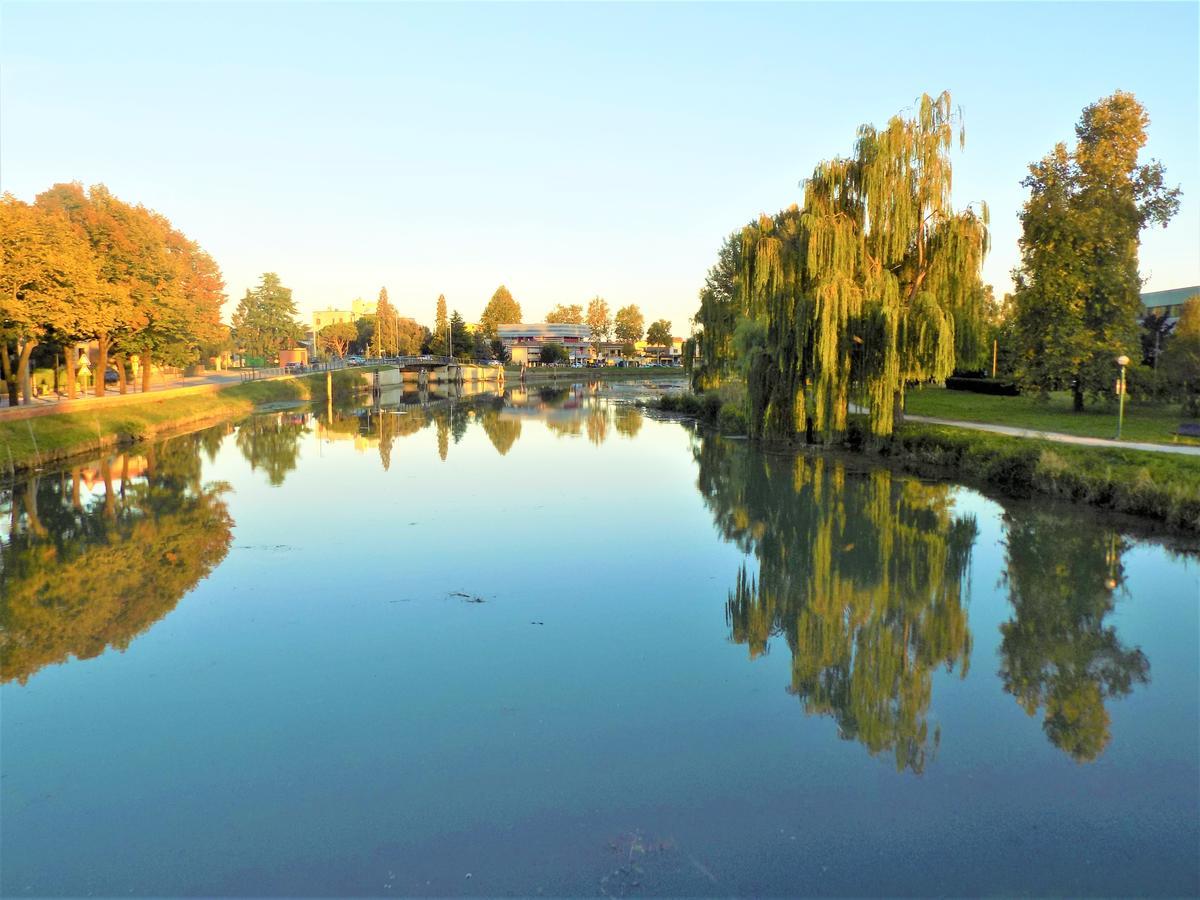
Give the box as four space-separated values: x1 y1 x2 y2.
904 386 1199 446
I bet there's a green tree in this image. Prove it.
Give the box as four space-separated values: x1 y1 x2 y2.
646 319 672 346
586 296 612 342
395 316 424 356
490 338 510 363
539 342 567 365
371 286 397 357
319 321 357 358
430 294 449 355
479 285 521 338
691 231 745 390
1010 92 1182 409
614 304 644 344
546 303 583 324
449 310 472 358
231 273 302 362
353 315 375 354
1160 296 1200 415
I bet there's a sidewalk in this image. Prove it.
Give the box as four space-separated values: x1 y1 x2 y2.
0 371 247 423
905 413 1200 458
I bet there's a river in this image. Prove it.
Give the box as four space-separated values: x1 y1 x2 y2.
2 379 1197 896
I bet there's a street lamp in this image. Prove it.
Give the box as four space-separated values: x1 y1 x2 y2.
1115 354 1130 439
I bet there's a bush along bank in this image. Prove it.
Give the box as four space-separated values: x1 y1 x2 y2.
644 388 749 436
649 389 1200 533
0 369 370 477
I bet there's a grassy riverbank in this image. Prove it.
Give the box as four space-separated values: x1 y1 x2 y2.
878 421 1200 532
905 386 1199 446
0 371 368 476
646 387 1200 532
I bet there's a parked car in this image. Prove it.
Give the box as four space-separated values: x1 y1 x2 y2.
104 369 120 384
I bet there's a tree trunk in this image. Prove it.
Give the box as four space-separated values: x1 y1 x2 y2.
101 457 115 519
114 355 128 394
53 354 61 397
1 341 18 406
1073 375 1084 412
141 350 152 393
95 335 109 398
65 349 77 400
18 338 37 405
892 388 906 429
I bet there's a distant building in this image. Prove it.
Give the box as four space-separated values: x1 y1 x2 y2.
498 323 593 365
312 299 374 338
1141 286 1198 326
637 336 686 364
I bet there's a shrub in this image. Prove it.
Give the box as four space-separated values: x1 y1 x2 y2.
717 403 748 434
944 375 1020 396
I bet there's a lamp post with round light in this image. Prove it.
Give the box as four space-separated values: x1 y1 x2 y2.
1115 355 1130 439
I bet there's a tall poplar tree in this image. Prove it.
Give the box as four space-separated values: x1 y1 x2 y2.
431 294 449 355
1011 91 1181 409
371 286 399 357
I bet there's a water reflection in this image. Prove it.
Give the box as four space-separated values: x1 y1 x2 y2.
0 431 233 684
696 435 976 773
236 411 308 485
999 511 1150 762
695 432 1161 768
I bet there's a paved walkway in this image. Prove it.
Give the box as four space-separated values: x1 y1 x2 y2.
0 371 247 422
905 413 1200 457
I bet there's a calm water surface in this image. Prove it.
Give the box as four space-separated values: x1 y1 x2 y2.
2 381 1198 897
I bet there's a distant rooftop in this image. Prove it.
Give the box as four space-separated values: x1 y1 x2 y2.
1141 286 1199 309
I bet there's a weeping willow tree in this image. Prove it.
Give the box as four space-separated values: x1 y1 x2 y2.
737 92 989 440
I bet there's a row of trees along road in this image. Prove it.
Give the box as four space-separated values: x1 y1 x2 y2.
1 183 225 404
544 298 671 348
689 90 1184 440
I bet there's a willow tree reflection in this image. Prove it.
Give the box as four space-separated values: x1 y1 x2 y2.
999 511 1150 762
1 431 233 684
698 436 977 773
236 412 309 485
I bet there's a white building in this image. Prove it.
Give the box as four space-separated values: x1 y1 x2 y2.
498 323 593 365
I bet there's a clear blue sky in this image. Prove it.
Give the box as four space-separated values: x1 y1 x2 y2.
2 2 1197 331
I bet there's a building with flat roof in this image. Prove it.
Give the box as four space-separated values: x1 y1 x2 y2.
312 299 374 337
1141 286 1198 325
497 323 593 365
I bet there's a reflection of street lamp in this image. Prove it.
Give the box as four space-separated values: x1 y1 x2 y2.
1115 354 1130 439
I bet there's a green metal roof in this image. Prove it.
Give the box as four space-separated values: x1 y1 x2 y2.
1141 285 1200 308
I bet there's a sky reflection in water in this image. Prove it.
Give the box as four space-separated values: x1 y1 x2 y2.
2 381 1198 896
